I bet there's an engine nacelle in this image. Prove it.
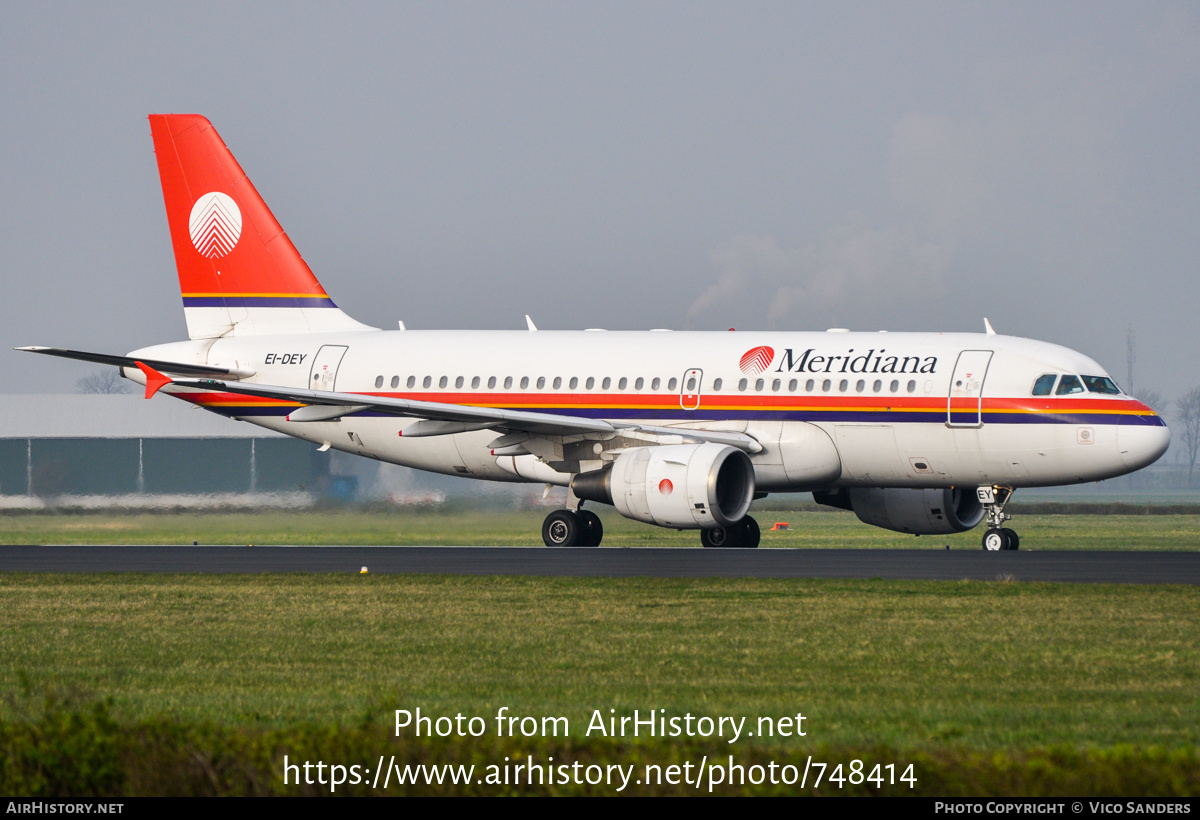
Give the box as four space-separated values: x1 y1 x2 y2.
827 487 985 535
572 443 755 529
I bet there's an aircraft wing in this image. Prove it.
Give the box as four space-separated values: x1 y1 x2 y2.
160 373 762 452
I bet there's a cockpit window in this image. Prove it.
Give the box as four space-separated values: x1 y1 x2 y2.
1056 375 1084 395
1031 374 1057 396
1082 375 1121 395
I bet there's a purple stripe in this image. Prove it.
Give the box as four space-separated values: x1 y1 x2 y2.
183 296 339 308
204 404 1163 427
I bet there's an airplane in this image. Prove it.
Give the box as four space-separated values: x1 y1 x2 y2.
19 114 1171 551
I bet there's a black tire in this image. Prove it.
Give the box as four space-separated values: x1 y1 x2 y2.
576 510 603 547
701 526 737 548
1001 528 1020 551
542 510 581 547
981 528 1008 551
739 516 760 549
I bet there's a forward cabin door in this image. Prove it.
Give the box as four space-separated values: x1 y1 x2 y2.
308 345 349 392
947 350 993 427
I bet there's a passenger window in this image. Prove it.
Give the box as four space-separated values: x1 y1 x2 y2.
839 379 848 392
635 377 644 390
471 376 480 389
520 376 529 389
1082 375 1121 394
652 377 661 391
805 379 814 392
569 377 578 390
602 377 611 390
738 378 748 391
1032 374 1057 396
890 379 899 392
390 376 399 389
586 377 595 390
855 379 865 392
439 376 448 388
423 376 432 389
504 376 513 389
686 377 696 391
712 378 722 391
455 376 464 388
668 378 678 391
788 379 798 392
552 376 562 389
375 375 383 388
618 377 627 390
537 376 545 389
1056 375 1084 395
755 379 765 391
407 376 416 389
487 376 497 389
772 379 781 392
907 380 917 393
872 379 882 392
822 379 832 392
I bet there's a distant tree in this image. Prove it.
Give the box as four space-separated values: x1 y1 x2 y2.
1174 387 1200 487
76 369 131 394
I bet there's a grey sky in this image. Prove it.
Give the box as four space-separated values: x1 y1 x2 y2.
2 2 1197 403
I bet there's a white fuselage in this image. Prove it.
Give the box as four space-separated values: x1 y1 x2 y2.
127 328 1170 494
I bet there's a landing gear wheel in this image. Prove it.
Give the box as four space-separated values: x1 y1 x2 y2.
739 516 760 549
701 526 735 548
576 510 603 547
982 528 1009 551
542 510 582 547
1001 528 1020 551
701 517 760 548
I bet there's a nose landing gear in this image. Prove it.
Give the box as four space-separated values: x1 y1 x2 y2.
978 485 1019 551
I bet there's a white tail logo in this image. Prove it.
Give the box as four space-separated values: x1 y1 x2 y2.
188 192 242 258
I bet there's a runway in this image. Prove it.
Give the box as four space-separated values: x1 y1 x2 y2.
1 545 1197 584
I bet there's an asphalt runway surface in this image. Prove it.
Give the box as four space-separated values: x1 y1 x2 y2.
1 545 1197 584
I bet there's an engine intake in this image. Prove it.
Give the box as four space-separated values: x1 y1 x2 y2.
572 443 755 529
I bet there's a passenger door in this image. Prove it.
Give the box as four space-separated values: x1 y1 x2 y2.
308 345 349 392
947 350 993 427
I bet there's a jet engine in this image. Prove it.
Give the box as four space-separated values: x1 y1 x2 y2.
815 487 984 535
572 443 755 529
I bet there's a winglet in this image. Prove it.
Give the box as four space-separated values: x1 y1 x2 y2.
983 317 997 335
135 361 173 399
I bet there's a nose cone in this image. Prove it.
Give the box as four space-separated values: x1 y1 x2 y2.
1118 421 1171 471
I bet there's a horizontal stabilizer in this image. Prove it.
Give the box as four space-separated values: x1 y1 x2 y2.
14 347 255 379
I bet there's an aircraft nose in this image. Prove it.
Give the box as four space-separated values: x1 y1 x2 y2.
1117 421 1171 471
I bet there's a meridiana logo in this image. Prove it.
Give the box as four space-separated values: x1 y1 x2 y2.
739 345 774 375
188 192 242 259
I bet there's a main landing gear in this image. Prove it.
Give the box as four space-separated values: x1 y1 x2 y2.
542 508 603 547
978 485 1019 551
700 516 760 549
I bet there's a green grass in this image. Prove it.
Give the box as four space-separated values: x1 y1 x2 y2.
2 574 1196 751
2 511 1197 794
3 506 1200 548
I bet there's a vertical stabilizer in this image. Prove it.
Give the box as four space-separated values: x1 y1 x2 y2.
148 114 373 339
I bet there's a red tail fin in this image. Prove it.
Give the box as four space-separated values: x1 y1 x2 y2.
148 115 370 338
